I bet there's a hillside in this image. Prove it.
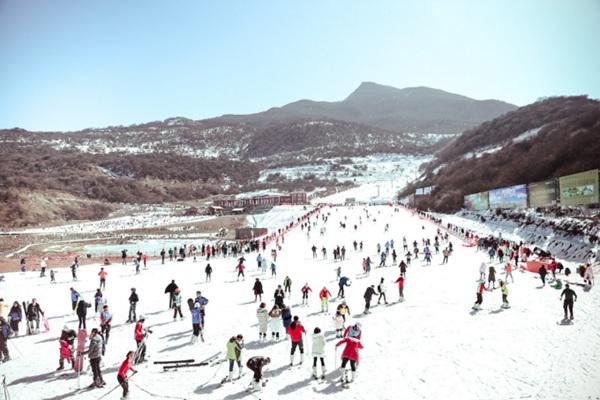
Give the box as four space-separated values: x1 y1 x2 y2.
215 82 516 134
400 96 600 212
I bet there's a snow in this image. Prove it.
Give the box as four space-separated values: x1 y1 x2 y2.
2 205 599 400
2 213 214 235
512 127 543 144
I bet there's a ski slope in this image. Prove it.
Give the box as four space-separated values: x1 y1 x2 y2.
1 205 599 400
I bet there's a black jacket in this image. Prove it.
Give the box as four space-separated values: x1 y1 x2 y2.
76 301 91 317
165 282 178 294
129 292 139 303
364 286 377 301
561 288 577 302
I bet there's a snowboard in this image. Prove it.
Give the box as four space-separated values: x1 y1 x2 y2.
73 329 88 372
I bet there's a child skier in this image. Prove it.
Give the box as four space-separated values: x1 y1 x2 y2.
473 280 486 310
268 305 282 340
499 280 510 308
395 276 405 300
333 311 345 338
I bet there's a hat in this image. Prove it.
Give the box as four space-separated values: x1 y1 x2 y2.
139 315 145 321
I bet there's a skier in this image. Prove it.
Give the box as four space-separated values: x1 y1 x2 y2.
311 327 326 379
336 302 350 322
377 278 388 305
268 305 282 340
40 257 48 278
50 269 56 283
226 335 244 381
246 356 271 392
71 261 78 281
191 303 204 343
488 265 497 289
281 306 292 336
194 291 209 327
256 302 269 341
336 265 342 280
560 284 577 320
504 262 514 283
76 297 91 329
98 267 107 290
160 248 166 264
288 316 306 366
301 283 312 305
283 276 292 297
7 302 21 337
57 325 76 370
87 328 105 388
312 245 317 258
479 262 487 280
270 260 277 277
173 288 183 320
399 260 407 277
26 298 43 334
121 249 128 265
274 285 285 308
117 351 137 399
164 280 178 309
473 280 486 310
127 288 138 323
333 311 345 338
94 289 103 314
338 276 351 299
70 288 80 311
343 322 362 339
100 305 112 344
236 262 246 281
336 335 363 385
319 286 332 312
539 265 548 287
253 278 264 302
363 285 377 314
499 280 510 308
395 276 405 300
205 263 212 283
0 318 9 362
133 317 152 364
442 248 449 264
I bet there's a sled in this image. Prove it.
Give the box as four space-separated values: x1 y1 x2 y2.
73 329 88 372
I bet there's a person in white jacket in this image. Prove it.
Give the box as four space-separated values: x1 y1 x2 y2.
377 278 388 305
333 311 344 338
479 262 487 280
268 305 282 340
311 327 326 379
256 303 269 341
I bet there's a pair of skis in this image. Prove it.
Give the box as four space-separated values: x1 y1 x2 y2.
157 352 220 371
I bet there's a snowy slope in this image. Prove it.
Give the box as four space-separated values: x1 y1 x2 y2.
1 206 599 400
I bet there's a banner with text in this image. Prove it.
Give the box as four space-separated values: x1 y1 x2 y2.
464 191 489 211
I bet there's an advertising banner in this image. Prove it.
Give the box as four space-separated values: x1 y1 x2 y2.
489 184 528 209
528 179 557 208
559 169 599 206
464 192 489 211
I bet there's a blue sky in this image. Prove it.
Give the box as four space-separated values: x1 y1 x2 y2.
1 0 599 131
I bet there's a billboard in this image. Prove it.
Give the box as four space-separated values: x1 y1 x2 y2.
464 191 489 211
559 169 599 206
528 179 558 208
489 184 528 209
415 186 434 196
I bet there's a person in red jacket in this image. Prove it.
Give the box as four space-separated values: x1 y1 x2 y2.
235 262 245 281
117 351 137 399
319 287 332 312
133 317 151 364
395 276 405 300
336 336 363 384
288 316 306 366
301 283 312 305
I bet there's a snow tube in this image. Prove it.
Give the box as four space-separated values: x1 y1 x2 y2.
524 259 552 273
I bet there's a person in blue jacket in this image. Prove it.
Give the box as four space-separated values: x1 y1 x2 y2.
281 305 292 336
191 303 204 343
70 288 80 311
338 276 351 299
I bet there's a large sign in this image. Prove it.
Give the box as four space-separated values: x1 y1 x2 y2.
559 169 599 206
489 184 528 209
415 186 435 196
464 192 489 211
528 179 558 208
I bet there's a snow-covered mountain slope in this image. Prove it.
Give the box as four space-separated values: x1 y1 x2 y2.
2 205 598 400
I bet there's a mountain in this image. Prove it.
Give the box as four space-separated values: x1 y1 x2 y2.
214 82 517 133
400 96 600 212
0 82 516 227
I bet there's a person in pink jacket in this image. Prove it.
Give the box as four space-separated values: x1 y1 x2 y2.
336 336 363 384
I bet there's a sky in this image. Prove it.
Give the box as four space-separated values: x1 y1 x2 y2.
1 0 599 131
